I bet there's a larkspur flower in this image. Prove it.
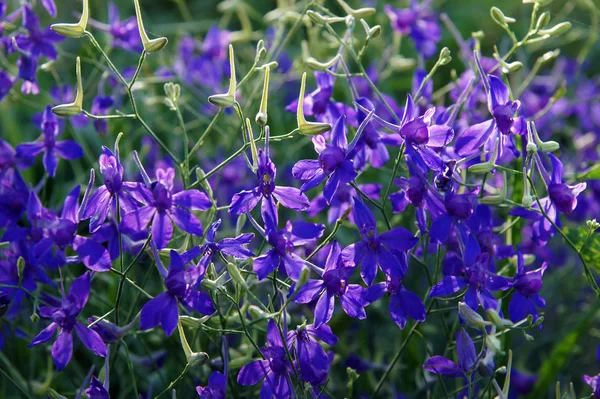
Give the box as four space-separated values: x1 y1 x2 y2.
508 248 546 324
251 207 324 281
292 116 359 204
198 218 254 269
365 273 426 329
307 182 380 225
196 371 227 399
545 154 586 215
28 272 107 370
237 320 294 398
423 328 478 377
584 372 600 399
230 132 309 220
287 323 337 386
121 166 211 249
430 235 511 311
140 250 215 337
86 376 109 399
16 106 83 177
89 3 142 52
82 146 146 233
0 68 13 101
384 0 441 58
294 242 367 327
15 5 62 60
341 197 418 286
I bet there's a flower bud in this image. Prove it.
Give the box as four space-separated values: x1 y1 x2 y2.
227 262 247 289
389 56 416 71
538 22 571 37
305 54 341 71
535 12 551 31
51 0 89 38
134 0 168 53
438 47 452 65
52 57 83 116
179 315 211 328
17 256 25 286
201 278 220 292
209 45 237 107
490 7 516 27
522 168 534 208
541 49 560 63
297 72 331 136
30 311 39 323
458 302 492 329
468 138 499 174
486 308 514 328
297 267 311 289
164 82 180 111
587 219 600 231
255 39 266 61
248 305 268 319
523 332 534 341
523 0 554 5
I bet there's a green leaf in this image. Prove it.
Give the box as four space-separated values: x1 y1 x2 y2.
576 163 600 181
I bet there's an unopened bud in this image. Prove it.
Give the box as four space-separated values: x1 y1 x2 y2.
490 7 515 27
541 49 560 63
486 308 514 328
438 47 452 65
535 12 551 31
51 0 89 38
307 10 328 25
201 278 220 292
459 302 492 329
469 138 499 174
587 219 600 231
248 305 268 319
30 311 39 323
164 82 180 111
336 0 376 18
17 256 25 286
297 267 311 289
255 39 266 60
538 22 571 37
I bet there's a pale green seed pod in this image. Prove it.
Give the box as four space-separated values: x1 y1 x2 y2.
297 72 332 135
490 7 515 27
535 12 551 31
227 262 247 289
52 57 83 116
438 47 452 65
255 66 270 126
486 308 514 328
51 0 89 38
208 45 237 107
133 0 168 53
336 0 375 18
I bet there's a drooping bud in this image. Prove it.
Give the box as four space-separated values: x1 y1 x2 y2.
297 72 332 135
133 0 168 53
255 66 270 126
255 39 266 61
51 0 89 38
336 0 375 18
535 12 551 31
177 322 209 367
361 19 381 38
52 57 83 116
458 302 492 329
538 21 571 37
208 44 237 107
438 47 452 65
490 7 516 27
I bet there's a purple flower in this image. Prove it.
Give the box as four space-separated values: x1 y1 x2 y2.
292 116 359 204
40 185 112 271
196 371 227 399
237 320 294 398
229 134 309 219
585 372 600 399
28 272 107 370
307 182 380 225
140 250 215 337
455 54 521 157
429 192 476 244
546 154 586 215
294 242 367 327
508 248 546 324
0 68 13 102
430 235 511 311
423 328 477 377
252 210 324 281
90 96 114 135
16 53 39 95
15 5 62 60
16 106 83 177
384 1 441 58
90 3 142 52
287 323 337 386
83 147 146 233
366 274 426 329
85 376 109 399
121 167 211 249
341 197 418 285
198 218 254 269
